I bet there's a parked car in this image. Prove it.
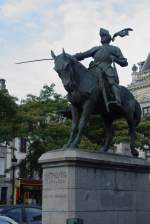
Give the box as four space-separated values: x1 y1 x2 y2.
0 205 42 224
0 215 19 224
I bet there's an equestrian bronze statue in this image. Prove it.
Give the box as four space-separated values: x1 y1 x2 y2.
51 28 141 156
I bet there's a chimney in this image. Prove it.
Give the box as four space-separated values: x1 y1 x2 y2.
0 79 6 90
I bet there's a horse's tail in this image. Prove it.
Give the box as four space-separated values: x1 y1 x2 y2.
134 100 141 126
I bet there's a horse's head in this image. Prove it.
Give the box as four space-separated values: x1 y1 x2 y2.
51 49 77 92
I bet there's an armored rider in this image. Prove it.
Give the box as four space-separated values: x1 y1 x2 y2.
74 28 128 106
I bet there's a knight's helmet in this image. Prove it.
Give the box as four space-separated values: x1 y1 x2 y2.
99 28 111 37
99 28 112 44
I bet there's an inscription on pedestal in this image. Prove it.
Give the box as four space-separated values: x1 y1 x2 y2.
43 189 68 211
43 168 67 189
44 170 67 184
42 168 68 212
43 191 67 199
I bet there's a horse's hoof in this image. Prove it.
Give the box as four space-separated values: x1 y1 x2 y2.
62 142 77 150
69 143 78 149
100 147 108 153
131 149 139 157
62 144 70 150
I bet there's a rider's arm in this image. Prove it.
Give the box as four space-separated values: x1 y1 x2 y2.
73 47 99 61
112 47 128 67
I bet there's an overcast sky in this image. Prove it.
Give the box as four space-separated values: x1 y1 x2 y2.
0 0 150 100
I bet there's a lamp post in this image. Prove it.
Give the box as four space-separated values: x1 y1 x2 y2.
11 150 17 205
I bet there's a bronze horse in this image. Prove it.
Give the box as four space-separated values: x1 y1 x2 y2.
51 50 141 156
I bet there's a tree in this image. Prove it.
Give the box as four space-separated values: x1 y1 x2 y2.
112 116 150 150
15 83 150 176
0 89 18 142
17 83 70 177
136 115 150 150
81 115 150 151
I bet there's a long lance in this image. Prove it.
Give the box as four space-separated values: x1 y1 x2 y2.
15 58 53 64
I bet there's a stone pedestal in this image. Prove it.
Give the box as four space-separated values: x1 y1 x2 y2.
39 150 150 224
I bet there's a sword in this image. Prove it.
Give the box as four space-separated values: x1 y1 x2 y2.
112 59 119 84
15 58 53 64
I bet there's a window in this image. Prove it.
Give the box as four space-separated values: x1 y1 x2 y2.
143 106 150 116
6 208 22 223
0 158 5 175
20 138 27 153
1 187 7 204
25 207 42 222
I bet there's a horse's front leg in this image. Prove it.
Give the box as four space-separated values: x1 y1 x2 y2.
100 119 113 152
69 100 93 148
63 105 80 149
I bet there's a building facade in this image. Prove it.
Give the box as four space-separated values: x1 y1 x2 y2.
0 79 42 204
0 139 27 204
128 52 150 116
0 144 12 204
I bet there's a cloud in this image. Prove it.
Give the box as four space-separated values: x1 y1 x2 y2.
0 1 35 21
0 0 49 22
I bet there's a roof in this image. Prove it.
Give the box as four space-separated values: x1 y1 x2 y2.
142 52 150 72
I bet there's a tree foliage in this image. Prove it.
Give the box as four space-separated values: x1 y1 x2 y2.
0 89 18 142
0 84 150 178
17 83 150 177
17 84 70 177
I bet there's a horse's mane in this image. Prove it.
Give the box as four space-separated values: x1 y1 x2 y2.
65 54 98 95
67 54 95 76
